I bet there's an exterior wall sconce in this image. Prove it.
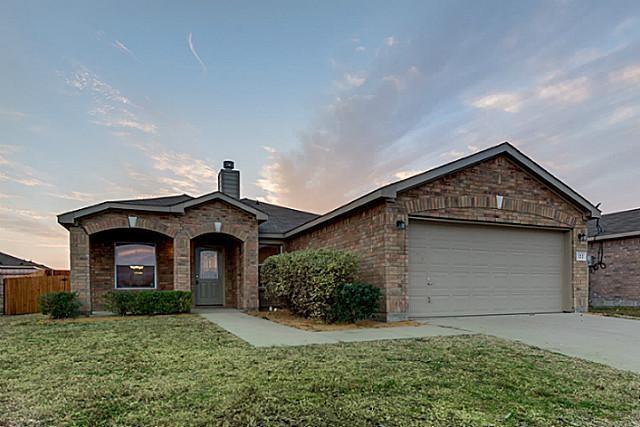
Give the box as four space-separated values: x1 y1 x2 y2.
396 220 406 230
577 232 588 242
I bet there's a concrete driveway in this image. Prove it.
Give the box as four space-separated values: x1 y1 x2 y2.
428 313 640 373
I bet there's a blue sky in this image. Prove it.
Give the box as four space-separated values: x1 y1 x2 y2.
1 0 640 268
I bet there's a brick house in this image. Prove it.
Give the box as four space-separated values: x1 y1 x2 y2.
58 142 600 320
588 208 640 307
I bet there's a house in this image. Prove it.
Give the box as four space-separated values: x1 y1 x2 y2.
0 251 49 314
58 142 600 320
588 208 640 307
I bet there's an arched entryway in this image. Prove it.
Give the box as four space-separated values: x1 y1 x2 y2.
89 228 174 311
191 233 243 308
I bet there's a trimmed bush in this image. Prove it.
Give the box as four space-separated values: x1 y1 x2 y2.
329 283 381 323
104 291 192 316
261 249 359 320
39 292 81 319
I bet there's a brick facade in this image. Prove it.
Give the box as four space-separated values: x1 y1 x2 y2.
286 155 590 320
89 230 174 311
65 153 592 320
589 237 640 306
69 200 259 312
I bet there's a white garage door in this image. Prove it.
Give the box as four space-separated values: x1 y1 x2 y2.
408 220 568 317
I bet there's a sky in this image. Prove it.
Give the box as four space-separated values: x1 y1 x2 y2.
1 0 640 269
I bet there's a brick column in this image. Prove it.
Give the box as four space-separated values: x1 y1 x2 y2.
572 226 589 312
70 226 91 312
173 230 191 292
240 236 259 310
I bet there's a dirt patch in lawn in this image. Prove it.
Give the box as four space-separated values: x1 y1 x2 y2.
248 309 421 331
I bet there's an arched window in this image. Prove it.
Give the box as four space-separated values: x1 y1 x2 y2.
115 243 156 289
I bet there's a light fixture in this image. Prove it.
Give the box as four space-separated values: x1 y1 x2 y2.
396 220 406 230
577 232 588 242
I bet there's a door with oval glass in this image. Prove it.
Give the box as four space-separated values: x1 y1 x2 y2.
195 247 223 305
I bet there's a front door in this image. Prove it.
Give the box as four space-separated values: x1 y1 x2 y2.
195 247 224 305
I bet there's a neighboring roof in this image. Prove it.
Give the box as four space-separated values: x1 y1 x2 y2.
240 199 319 234
0 251 48 269
588 208 640 241
57 191 268 226
283 142 601 238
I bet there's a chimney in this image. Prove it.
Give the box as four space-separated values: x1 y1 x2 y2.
218 160 240 199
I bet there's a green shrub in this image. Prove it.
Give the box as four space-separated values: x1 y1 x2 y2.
329 283 381 323
261 249 359 320
38 292 81 319
104 291 192 316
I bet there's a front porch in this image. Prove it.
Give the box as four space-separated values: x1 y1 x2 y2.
82 227 256 312
66 200 262 313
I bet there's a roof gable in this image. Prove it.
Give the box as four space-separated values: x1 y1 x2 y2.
284 142 600 237
57 191 267 226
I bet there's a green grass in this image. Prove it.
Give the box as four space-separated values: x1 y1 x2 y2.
1 315 639 427
591 306 640 319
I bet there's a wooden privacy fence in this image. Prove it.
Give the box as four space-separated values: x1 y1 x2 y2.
3 275 70 315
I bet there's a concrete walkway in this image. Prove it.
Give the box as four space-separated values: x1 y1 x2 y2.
196 308 470 347
429 313 640 373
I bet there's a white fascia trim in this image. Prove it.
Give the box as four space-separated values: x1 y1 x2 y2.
589 231 640 242
57 192 268 225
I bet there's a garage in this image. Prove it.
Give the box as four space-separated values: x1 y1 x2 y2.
408 220 570 317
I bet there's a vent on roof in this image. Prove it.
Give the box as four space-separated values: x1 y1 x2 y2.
218 160 240 199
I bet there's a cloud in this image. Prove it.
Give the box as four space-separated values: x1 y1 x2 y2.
128 142 218 195
67 65 156 135
394 169 420 180
537 77 591 104
385 36 398 47
112 40 140 62
355 46 366 52
609 64 640 84
606 106 637 125
257 3 640 213
0 145 51 187
47 191 99 202
344 73 366 87
470 92 523 113
0 172 49 187
0 109 26 120
188 32 208 73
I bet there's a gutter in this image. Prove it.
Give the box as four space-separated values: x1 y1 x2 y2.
588 231 640 242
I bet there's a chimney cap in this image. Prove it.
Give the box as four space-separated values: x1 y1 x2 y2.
223 160 235 170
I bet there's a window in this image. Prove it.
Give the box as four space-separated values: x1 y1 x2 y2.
115 243 156 289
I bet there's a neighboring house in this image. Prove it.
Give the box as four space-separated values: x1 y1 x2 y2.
58 142 600 320
588 208 640 307
0 251 49 314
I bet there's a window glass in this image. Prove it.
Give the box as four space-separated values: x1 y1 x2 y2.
115 243 156 288
199 250 218 279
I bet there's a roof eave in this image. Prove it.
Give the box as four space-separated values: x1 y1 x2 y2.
589 231 640 242
283 142 600 238
57 192 268 226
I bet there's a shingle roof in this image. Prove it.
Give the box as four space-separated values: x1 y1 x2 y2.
58 193 318 235
588 208 640 238
115 194 194 206
240 199 319 234
0 251 48 269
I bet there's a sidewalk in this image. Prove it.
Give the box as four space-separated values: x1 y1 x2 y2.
196 308 470 347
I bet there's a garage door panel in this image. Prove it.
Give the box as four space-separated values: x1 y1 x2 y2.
408 221 567 317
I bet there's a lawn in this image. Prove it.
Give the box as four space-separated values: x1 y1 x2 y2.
591 306 640 319
1 315 640 427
